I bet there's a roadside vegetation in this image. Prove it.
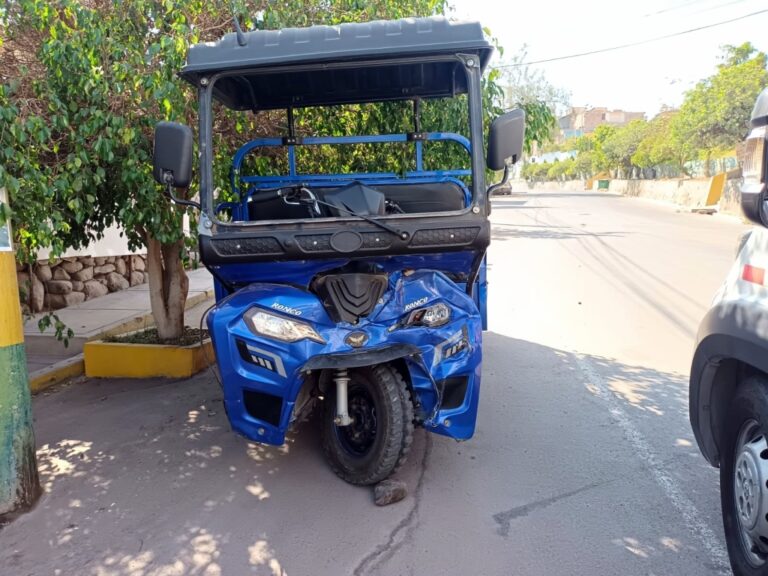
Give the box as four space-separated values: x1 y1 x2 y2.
523 43 768 182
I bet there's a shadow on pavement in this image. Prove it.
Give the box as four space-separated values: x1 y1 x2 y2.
492 221 625 241
0 333 718 576
510 192 623 199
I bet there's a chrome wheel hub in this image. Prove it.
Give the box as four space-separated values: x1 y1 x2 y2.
734 419 768 567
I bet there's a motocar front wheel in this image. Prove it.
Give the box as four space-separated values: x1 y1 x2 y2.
322 364 414 485
722 376 768 576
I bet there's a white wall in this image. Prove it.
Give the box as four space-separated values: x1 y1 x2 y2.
33 215 193 260
36 224 146 260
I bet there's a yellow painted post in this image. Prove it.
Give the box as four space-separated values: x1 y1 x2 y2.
705 172 727 207
0 189 40 518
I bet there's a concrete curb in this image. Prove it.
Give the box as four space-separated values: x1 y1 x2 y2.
28 354 84 394
27 288 214 394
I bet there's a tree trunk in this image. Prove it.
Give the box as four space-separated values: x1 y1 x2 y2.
704 151 712 178
145 235 189 342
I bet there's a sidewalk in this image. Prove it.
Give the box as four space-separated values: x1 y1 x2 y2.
23 268 214 391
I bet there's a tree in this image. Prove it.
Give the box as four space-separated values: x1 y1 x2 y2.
498 46 570 153
500 46 570 113
589 125 617 174
573 151 595 179
672 42 768 176
601 119 649 178
632 110 689 176
1 0 509 341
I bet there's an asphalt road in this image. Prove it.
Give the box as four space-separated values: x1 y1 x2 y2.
0 190 753 576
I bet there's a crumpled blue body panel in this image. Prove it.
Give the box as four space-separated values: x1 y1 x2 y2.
207 268 483 446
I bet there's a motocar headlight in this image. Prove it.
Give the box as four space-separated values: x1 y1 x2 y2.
406 302 451 327
244 308 325 344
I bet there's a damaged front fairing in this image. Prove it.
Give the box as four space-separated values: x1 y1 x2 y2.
207 268 483 445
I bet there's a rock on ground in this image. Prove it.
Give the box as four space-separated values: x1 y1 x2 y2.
373 479 408 507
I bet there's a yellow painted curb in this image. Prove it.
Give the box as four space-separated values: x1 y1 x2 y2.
29 356 84 394
84 339 215 379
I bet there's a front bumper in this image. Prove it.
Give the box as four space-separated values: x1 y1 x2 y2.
207 275 483 445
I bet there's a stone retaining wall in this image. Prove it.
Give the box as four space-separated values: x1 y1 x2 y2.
719 179 743 216
508 178 744 217
16 254 147 313
609 179 712 207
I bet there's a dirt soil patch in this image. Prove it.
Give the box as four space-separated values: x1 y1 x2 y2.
105 327 209 347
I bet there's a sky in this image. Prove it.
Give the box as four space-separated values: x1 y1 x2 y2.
449 0 768 118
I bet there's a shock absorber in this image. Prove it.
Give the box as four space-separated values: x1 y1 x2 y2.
334 369 354 426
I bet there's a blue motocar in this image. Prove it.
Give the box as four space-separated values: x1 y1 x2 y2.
152 17 525 485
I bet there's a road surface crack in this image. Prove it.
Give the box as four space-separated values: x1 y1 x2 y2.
352 433 432 576
493 480 606 537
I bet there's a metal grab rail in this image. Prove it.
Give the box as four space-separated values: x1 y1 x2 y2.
230 132 472 197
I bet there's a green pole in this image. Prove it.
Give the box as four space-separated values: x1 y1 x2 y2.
0 190 40 518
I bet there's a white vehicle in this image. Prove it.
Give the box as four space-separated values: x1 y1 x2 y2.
690 87 768 576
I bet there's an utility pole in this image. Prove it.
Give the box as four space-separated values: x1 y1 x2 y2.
0 188 40 518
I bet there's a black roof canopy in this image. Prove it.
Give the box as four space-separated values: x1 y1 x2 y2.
180 17 493 111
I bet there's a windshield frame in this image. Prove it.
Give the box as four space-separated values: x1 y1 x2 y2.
196 54 487 235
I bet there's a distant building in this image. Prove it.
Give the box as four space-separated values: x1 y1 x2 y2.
557 107 645 141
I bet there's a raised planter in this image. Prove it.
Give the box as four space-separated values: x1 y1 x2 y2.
84 338 214 379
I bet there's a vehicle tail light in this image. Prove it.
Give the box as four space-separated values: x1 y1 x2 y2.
742 264 766 285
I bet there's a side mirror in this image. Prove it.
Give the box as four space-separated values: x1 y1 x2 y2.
487 109 526 171
153 121 193 188
741 88 768 227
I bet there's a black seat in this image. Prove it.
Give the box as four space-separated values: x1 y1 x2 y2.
314 181 466 214
376 182 466 212
247 193 314 221
246 181 467 221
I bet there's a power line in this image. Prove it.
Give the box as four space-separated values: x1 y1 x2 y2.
689 0 752 17
642 0 706 18
494 8 768 69
646 0 752 19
